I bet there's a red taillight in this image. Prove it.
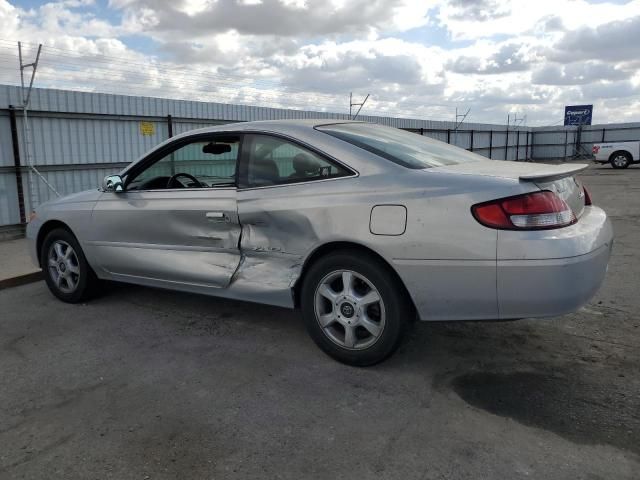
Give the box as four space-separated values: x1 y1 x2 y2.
592 145 600 154
472 191 576 230
583 186 592 206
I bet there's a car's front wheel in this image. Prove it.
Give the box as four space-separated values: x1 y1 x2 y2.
301 251 411 366
41 228 98 303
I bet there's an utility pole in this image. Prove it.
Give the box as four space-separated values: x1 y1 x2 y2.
18 41 59 215
350 93 370 120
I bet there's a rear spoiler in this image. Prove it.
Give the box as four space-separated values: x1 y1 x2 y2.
519 164 589 182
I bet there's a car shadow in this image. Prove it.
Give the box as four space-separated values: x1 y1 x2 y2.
390 318 640 455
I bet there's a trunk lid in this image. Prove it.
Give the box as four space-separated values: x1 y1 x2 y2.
434 160 588 217
534 175 586 219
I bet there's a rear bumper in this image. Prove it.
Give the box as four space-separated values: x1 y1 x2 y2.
496 206 613 319
497 242 612 318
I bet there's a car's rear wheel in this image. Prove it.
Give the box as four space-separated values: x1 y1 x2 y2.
301 251 410 366
41 228 98 303
610 152 631 169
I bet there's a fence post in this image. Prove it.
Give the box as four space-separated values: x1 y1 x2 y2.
8 106 26 224
525 131 529 161
446 129 451 144
489 130 493 159
420 127 424 136
563 130 568 161
601 128 606 142
167 114 174 138
516 130 520 161
504 128 509 160
470 130 474 152
575 125 583 159
167 114 175 175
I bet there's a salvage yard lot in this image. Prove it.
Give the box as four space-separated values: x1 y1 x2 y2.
1 165 639 479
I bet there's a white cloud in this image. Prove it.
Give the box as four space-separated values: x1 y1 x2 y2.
438 0 640 41
0 0 639 125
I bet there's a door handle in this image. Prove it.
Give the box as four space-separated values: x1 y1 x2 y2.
206 211 228 222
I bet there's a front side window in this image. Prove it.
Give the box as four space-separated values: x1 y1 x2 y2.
316 123 483 169
127 135 240 190
243 134 351 188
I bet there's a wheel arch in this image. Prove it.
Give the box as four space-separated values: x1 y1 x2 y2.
609 150 632 162
36 220 74 267
292 241 416 314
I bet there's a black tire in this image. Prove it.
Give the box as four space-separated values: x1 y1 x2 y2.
610 151 631 169
40 227 99 303
301 250 411 366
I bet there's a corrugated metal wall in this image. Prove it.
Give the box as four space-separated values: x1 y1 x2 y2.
0 83 521 131
2 84 638 228
531 127 579 159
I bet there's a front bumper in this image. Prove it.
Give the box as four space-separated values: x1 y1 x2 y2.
25 218 42 268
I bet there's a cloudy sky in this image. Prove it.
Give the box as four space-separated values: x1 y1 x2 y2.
0 0 639 125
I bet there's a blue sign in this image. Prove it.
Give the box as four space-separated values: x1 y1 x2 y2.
564 105 593 126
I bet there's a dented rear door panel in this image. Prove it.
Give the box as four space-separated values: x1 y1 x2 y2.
235 178 373 307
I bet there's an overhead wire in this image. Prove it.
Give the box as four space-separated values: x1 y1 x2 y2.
0 39 455 121
0 42 453 116
3 39 453 107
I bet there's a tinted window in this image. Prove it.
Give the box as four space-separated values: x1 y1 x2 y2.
244 134 350 187
127 136 239 190
316 123 483 169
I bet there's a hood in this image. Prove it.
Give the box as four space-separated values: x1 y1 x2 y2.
38 189 103 209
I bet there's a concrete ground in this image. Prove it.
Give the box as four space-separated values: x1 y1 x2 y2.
0 238 41 288
1 165 638 480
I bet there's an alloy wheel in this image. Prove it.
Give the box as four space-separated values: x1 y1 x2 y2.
313 269 386 350
47 240 81 294
612 155 629 168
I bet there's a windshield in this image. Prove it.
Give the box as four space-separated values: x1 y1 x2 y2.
316 123 483 169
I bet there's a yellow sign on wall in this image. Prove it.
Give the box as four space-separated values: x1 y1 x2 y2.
139 122 155 136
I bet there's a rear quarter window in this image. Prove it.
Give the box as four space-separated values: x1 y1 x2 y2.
316 123 483 169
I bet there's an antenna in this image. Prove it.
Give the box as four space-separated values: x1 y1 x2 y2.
350 93 370 120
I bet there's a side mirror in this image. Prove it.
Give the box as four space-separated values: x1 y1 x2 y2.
103 175 124 192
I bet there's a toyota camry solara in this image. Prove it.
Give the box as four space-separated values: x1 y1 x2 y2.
27 120 613 365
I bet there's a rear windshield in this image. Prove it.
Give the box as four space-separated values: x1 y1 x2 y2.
316 123 483 169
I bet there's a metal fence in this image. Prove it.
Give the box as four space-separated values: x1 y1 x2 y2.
1 84 639 230
531 123 640 160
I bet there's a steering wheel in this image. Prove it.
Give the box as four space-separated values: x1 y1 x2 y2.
166 173 202 189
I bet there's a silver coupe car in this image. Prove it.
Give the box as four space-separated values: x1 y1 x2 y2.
27 120 613 365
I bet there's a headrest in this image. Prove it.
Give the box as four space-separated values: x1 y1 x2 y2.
292 153 320 175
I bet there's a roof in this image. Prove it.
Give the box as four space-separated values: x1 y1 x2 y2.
169 118 363 139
